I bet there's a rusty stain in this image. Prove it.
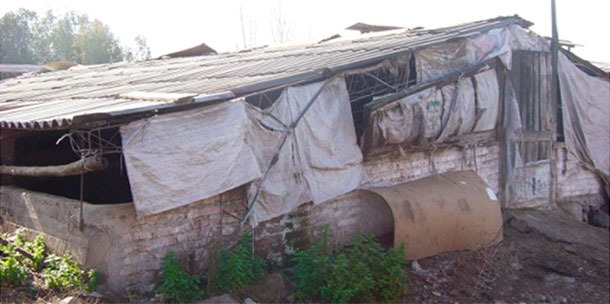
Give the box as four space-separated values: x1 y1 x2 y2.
458 198 471 212
402 200 415 221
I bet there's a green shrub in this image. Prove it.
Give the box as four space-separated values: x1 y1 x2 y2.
210 232 266 293
0 255 28 285
156 251 204 303
292 230 408 303
44 254 98 292
292 227 333 301
321 253 353 303
0 230 98 292
378 244 408 303
86 269 100 292
0 231 29 286
24 236 46 271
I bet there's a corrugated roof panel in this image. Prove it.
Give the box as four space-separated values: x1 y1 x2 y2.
0 98 173 129
0 16 530 129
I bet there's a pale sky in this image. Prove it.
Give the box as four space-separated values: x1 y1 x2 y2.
2 0 609 63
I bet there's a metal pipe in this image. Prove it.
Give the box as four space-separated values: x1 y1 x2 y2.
241 77 335 226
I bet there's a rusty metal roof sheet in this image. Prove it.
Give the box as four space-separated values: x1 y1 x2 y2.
0 16 531 130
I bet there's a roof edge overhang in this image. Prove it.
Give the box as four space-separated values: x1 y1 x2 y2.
0 16 533 132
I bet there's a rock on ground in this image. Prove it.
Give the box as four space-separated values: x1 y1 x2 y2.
197 294 240 304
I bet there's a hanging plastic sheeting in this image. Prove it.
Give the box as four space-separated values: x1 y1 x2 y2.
473 69 500 132
367 88 437 146
416 24 548 82
502 78 525 208
416 39 476 83
367 69 497 147
121 77 364 220
558 53 610 178
247 77 365 225
120 101 262 217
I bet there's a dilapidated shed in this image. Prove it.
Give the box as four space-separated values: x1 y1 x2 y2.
1 16 608 292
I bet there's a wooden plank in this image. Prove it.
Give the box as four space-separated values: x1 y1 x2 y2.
532 52 540 161
515 130 554 142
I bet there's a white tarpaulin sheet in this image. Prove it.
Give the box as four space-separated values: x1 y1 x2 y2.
416 24 548 82
473 69 500 132
121 77 364 221
121 101 262 216
367 68 498 147
558 54 610 177
248 77 364 224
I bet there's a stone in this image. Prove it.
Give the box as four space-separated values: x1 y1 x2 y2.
243 298 257 304
549 296 568 303
411 260 429 275
247 272 287 303
197 294 239 304
588 210 609 229
508 218 530 233
58 296 81 304
559 202 584 222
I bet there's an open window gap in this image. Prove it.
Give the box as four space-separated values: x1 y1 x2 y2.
345 55 416 141
2 129 132 204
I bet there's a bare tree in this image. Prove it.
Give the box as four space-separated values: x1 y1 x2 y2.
239 5 257 49
270 0 292 44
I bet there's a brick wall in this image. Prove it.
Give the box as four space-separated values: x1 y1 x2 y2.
554 145 605 218
117 186 247 292
254 190 393 263
555 146 604 200
254 143 502 264
0 185 248 293
0 142 526 293
363 143 501 193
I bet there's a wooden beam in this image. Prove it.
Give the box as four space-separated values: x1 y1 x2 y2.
0 156 107 177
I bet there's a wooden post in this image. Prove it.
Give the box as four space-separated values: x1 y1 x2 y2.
550 0 559 205
0 156 107 177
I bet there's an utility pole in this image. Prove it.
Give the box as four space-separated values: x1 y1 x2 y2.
550 0 560 206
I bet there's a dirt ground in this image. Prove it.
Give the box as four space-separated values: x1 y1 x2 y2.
212 208 609 304
401 209 610 304
2 209 608 304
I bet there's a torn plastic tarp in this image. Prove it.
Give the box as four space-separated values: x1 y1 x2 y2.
367 68 498 147
416 24 548 82
121 77 364 221
247 77 364 224
473 69 500 132
558 53 610 177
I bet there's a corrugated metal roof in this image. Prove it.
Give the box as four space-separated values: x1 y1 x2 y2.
0 98 173 129
592 61 610 73
0 16 531 130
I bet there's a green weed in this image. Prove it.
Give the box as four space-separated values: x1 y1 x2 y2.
292 229 408 303
210 232 266 293
43 254 98 292
156 251 205 303
0 229 98 293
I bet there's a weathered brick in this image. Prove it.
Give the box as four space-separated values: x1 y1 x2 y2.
187 205 222 219
139 235 178 251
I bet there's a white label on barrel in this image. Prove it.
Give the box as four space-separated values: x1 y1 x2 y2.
486 187 498 201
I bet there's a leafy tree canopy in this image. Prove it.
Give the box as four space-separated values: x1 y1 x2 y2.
0 9 151 65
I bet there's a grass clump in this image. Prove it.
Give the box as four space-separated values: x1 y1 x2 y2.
292 228 408 303
156 251 205 303
210 232 266 293
156 232 266 302
0 229 99 293
0 254 28 286
44 254 99 292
